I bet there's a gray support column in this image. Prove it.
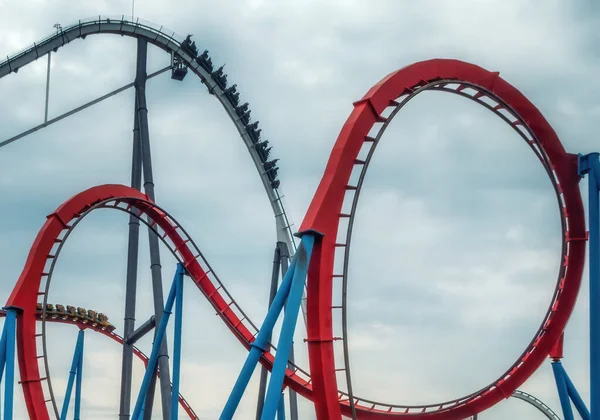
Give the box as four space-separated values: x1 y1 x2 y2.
279 242 299 420
143 369 158 420
256 244 282 419
118 108 142 419
134 38 172 419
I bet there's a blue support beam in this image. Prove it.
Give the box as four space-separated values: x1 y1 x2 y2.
61 330 85 420
560 364 591 420
131 264 185 420
221 234 316 420
552 361 574 420
2 308 17 419
277 393 286 420
221 257 299 419
171 266 184 420
74 331 84 420
261 235 314 420
580 153 600 419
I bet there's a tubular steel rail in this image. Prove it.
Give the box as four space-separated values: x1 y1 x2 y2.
334 80 573 418
0 15 296 261
298 59 585 418
512 390 561 420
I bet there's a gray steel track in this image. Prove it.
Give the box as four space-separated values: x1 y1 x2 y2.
0 15 301 418
0 15 296 254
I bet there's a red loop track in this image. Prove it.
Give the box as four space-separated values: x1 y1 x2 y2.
300 59 586 418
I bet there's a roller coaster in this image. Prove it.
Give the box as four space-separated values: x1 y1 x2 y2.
0 15 598 420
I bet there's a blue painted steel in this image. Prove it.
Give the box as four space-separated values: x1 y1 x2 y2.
277 393 285 420
580 153 600 420
60 330 85 420
0 316 9 384
591 153 600 420
561 364 591 420
74 330 84 420
553 361 575 420
261 235 315 420
3 309 17 419
221 257 299 419
131 264 182 420
171 264 185 420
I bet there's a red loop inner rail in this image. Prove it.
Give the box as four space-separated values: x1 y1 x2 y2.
300 59 586 419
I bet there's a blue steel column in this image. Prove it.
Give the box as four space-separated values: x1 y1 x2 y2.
3 308 17 419
561 364 591 419
170 267 184 419
552 361 574 420
277 392 286 420
74 331 84 420
580 153 600 419
132 265 184 420
221 257 299 419
60 330 84 420
591 153 600 420
261 234 315 420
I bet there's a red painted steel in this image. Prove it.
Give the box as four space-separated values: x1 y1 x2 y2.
300 58 586 418
5 185 313 419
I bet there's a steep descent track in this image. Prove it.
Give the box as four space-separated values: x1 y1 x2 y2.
0 15 296 252
300 59 586 418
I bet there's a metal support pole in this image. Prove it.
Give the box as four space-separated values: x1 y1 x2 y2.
142 368 158 420
74 331 84 420
119 90 143 420
61 330 84 420
591 154 600 420
2 308 17 419
135 38 172 419
221 256 299 419
562 365 591 420
580 153 600 420
44 52 51 123
553 362 575 420
132 265 185 420
170 267 184 420
127 316 156 345
277 393 286 420
262 235 315 420
279 242 298 420
256 244 282 419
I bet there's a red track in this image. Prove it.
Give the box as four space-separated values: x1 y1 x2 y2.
4 59 587 419
300 59 586 418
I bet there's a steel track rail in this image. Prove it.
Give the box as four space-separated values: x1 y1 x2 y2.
0 309 199 419
298 59 586 419
337 80 567 418
28 189 310 419
0 14 298 276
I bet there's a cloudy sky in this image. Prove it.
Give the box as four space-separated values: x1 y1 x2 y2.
0 0 599 419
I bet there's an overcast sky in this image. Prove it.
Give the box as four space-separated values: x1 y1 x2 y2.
0 0 599 419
